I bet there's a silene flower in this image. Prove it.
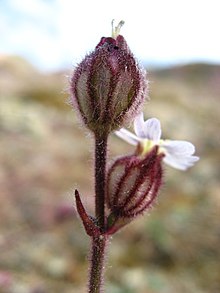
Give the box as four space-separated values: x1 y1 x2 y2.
115 112 199 170
70 21 147 136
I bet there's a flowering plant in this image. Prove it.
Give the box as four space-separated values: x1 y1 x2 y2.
70 21 199 293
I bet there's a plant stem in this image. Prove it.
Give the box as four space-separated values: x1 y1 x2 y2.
94 133 108 231
87 133 108 293
88 235 108 293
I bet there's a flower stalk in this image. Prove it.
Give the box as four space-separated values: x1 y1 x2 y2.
88 235 108 293
94 134 108 231
86 133 109 293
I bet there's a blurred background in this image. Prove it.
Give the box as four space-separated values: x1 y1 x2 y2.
0 0 220 292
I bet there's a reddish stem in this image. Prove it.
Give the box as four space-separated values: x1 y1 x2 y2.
87 133 109 293
94 133 108 231
88 235 108 293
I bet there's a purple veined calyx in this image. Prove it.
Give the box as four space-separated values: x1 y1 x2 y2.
105 146 164 234
70 23 148 136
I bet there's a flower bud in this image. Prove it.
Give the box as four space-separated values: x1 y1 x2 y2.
70 32 147 136
106 146 163 233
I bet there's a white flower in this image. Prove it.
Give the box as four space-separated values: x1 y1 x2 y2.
115 112 199 170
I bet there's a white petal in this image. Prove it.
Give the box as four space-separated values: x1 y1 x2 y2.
134 112 146 138
163 154 199 170
115 128 140 146
162 140 196 156
144 118 162 142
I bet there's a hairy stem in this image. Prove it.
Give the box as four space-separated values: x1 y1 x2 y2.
88 235 108 293
94 133 108 231
87 133 108 293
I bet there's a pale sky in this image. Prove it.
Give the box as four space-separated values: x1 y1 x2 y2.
1 0 220 72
